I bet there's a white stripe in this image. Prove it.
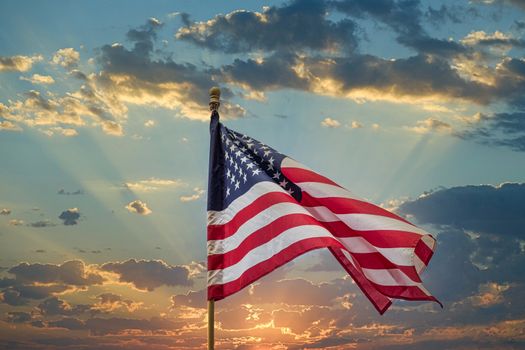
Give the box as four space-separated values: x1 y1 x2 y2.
208 181 287 225
362 268 421 287
339 237 414 266
305 205 429 236
208 202 315 255
297 182 361 201
281 157 312 171
208 225 334 286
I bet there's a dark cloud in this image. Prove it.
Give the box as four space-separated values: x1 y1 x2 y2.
177 0 357 53
220 53 309 92
6 311 32 323
95 19 244 120
398 183 525 237
28 220 55 228
100 259 191 291
57 189 84 195
58 208 80 225
48 317 85 330
125 200 151 215
37 297 91 316
8 260 104 286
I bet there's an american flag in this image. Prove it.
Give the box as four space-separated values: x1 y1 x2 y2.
207 111 441 314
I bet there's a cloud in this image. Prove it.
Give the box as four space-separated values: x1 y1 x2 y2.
398 183 525 237
460 111 525 152
0 54 42 72
41 126 79 137
58 208 81 225
125 200 151 215
176 0 357 53
144 119 155 127
91 293 142 312
37 296 91 316
9 219 24 226
320 117 341 128
407 117 453 134
124 178 185 192
6 311 32 323
29 220 55 228
179 187 205 202
8 260 105 286
95 19 245 121
0 208 11 215
100 259 192 291
20 73 55 85
57 188 84 195
51 48 80 69
349 120 363 129
0 120 22 131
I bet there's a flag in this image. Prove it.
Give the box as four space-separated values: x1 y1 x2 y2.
207 111 441 314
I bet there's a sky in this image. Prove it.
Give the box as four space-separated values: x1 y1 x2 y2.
1 0 525 348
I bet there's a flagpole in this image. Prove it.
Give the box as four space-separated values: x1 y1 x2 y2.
208 86 220 350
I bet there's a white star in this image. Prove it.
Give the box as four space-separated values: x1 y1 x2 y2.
229 157 234 165
240 156 248 163
225 138 231 146
234 181 240 190
235 150 242 157
263 150 271 157
287 188 294 195
252 168 261 176
226 187 231 197
243 174 247 183
273 171 281 180
268 156 275 165
234 140 240 145
231 175 236 184
234 163 239 172
221 133 226 141
225 152 230 160
267 163 274 171
279 179 288 187
226 169 231 178
229 144 235 152
247 142 254 149
261 145 269 150
240 147 247 152
246 163 255 170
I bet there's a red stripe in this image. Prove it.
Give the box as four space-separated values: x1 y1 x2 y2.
350 253 421 282
300 192 411 224
208 237 345 301
281 166 340 187
320 221 421 248
329 247 392 314
208 214 323 270
415 238 435 266
208 191 294 240
372 283 442 307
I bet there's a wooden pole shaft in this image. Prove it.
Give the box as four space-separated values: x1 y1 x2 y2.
208 299 215 350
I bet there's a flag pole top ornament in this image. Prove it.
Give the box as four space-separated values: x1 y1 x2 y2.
209 87 221 112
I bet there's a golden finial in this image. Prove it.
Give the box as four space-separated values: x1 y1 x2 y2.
209 87 221 112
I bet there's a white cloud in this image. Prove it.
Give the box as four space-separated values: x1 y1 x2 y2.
124 178 186 192
407 118 453 134
180 187 205 202
144 120 155 127
20 74 55 85
52 48 80 69
0 121 22 132
321 117 341 128
0 55 43 72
